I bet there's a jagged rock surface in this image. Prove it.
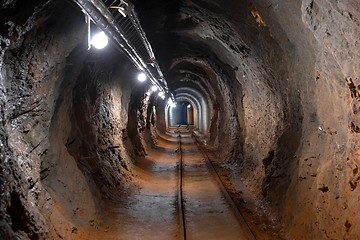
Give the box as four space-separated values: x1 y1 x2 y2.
0 0 359 239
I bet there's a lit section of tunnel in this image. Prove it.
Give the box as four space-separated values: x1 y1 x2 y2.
1 0 360 239
167 100 195 127
165 87 209 135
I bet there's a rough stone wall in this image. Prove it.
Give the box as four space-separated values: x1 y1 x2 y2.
0 1 142 238
127 87 152 157
155 98 166 133
145 96 160 146
232 0 360 238
136 0 360 238
276 0 359 238
0 1 85 238
42 57 137 239
1 0 359 239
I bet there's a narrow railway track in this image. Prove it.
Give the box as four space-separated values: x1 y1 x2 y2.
178 130 187 240
176 128 256 240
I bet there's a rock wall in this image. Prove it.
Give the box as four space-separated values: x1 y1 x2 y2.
264 0 360 238
1 1 86 238
0 0 359 239
0 1 146 238
137 0 360 238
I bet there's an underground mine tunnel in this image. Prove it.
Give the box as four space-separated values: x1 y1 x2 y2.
0 0 359 239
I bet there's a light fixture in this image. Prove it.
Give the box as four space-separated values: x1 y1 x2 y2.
151 85 158 92
168 98 176 108
158 92 166 100
187 104 191 108
90 31 109 49
137 73 147 82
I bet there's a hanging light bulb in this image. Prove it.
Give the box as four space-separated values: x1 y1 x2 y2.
187 104 191 108
168 98 176 108
151 85 158 92
158 92 165 100
90 31 109 49
137 73 147 82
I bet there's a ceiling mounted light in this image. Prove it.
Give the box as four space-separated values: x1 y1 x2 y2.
90 31 109 49
151 85 158 92
158 92 166 100
168 99 176 108
137 73 147 82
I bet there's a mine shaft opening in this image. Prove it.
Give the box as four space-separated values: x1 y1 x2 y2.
168 101 194 127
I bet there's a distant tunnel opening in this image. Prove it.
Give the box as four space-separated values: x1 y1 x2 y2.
168 101 194 126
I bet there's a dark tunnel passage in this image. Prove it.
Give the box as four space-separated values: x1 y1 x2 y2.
0 0 360 239
168 101 193 126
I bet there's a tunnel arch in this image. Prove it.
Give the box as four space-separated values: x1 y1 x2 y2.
175 97 197 127
166 100 194 127
173 87 209 135
165 97 198 129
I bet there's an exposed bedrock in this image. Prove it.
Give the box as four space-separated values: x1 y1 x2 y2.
0 0 359 239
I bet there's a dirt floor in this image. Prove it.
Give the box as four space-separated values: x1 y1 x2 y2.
209 157 285 240
181 138 254 240
56 132 256 239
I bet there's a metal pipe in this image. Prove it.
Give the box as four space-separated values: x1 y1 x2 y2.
86 13 91 50
75 0 143 67
128 10 155 59
73 0 173 99
128 10 166 82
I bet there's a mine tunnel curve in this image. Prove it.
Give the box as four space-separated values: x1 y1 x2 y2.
0 0 360 239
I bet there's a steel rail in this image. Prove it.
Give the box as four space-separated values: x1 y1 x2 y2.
177 131 187 240
191 132 257 240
